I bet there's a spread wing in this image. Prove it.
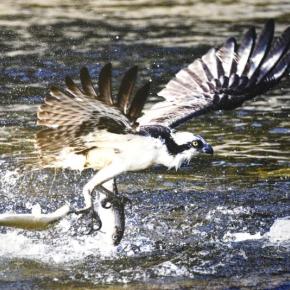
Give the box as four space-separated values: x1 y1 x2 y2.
34 64 150 168
138 20 290 128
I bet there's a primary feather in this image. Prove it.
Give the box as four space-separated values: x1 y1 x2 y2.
138 20 290 128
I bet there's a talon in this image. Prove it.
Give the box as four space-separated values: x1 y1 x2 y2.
85 213 102 235
101 198 112 209
91 210 102 231
72 205 103 234
100 192 132 210
121 196 132 208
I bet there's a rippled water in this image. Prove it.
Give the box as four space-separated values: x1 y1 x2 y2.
0 1 290 289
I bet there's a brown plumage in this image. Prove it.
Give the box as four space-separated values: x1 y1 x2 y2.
117 66 138 114
37 63 150 129
128 82 151 123
98 63 113 105
35 64 150 168
80 67 98 97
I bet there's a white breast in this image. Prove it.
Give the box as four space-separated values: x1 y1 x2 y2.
114 136 165 171
51 134 169 172
85 147 117 169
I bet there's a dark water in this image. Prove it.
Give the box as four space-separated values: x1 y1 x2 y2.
0 1 290 289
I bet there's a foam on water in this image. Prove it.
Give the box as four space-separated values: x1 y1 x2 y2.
266 216 290 243
224 232 263 242
0 168 123 263
224 216 290 246
0 170 20 190
206 205 251 220
151 261 191 278
0 219 118 264
0 168 156 266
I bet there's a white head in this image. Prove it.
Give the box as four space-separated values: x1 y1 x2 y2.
167 131 213 169
139 125 213 170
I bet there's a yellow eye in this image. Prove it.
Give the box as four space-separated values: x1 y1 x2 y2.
192 141 199 147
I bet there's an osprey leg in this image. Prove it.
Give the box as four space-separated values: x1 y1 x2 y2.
79 162 127 212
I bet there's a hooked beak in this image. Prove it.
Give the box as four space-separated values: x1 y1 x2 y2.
201 143 214 155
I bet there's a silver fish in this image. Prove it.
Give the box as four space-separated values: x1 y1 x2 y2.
93 187 127 246
0 203 70 230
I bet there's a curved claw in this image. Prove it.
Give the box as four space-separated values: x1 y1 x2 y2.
101 195 131 209
121 196 132 208
91 210 102 232
85 211 102 235
101 198 113 209
73 205 103 235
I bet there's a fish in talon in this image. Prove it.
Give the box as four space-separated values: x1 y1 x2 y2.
94 188 126 246
97 191 125 246
68 181 126 243
83 207 103 234
71 197 103 234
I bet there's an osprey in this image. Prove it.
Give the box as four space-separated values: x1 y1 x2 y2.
35 20 290 235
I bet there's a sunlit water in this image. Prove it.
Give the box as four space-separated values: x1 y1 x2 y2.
0 1 290 289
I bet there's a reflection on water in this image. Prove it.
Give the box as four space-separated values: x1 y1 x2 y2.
0 0 290 289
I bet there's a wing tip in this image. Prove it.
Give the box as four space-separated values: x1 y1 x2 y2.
145 20 289 128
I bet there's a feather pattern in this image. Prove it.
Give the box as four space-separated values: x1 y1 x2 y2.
257 26 290 83
36 64 150 168
138 20 290 128
216 37 237 77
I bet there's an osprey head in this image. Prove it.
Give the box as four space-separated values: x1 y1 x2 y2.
138 125 213 169
158 131 213 170
172 131 214 156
